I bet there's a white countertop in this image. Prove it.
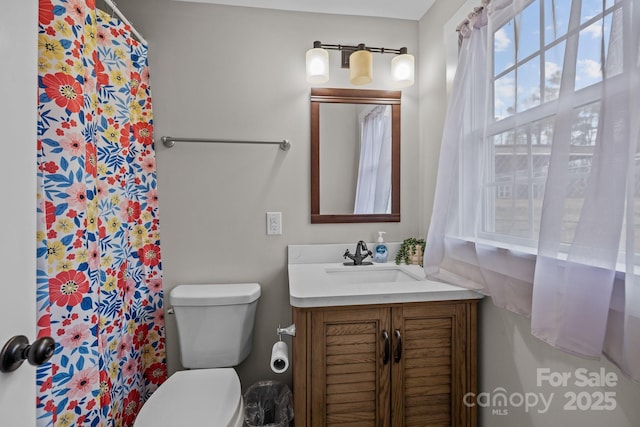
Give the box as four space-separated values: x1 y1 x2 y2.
288 244 483 308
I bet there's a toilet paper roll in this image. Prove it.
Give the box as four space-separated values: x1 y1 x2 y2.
270 341 289 374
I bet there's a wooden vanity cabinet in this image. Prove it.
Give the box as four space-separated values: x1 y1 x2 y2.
292 300 478 427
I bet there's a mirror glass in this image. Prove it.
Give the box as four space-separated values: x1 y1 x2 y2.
311 88 401 223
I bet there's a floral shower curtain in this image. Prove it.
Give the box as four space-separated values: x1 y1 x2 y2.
36 1 167 426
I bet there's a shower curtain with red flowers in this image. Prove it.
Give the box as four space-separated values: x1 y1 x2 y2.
36 1 167 426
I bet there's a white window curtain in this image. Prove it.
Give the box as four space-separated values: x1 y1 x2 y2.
354 105 392 214
425 0 640 381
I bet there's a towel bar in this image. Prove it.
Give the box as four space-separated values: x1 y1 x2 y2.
160 136 291 151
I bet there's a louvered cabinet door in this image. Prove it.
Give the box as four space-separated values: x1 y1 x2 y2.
390 302 478 427
292 301 478 427
310 307 392 427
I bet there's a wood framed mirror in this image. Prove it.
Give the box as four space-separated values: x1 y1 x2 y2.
311 88 401 224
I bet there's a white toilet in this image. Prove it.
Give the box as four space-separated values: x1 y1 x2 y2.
134 283 261 427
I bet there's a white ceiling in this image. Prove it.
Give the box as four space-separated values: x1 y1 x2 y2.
171 0 437 21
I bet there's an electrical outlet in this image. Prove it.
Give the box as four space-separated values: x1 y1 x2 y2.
266 212 282 235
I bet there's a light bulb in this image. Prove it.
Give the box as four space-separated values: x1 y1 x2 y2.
306 47 329 84
391 53 414 88
349 49 373 85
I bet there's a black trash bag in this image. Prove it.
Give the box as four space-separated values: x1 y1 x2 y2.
243 381 294 427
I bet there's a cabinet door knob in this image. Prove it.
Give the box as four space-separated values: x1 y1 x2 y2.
0 335 56 373
382 330 390 365
394 329 403 363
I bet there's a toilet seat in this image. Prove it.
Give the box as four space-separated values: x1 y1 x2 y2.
134 368 243 427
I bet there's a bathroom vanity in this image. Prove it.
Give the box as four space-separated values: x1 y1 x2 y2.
288 244 482 427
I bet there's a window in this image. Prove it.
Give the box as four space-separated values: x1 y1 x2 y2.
481 0 622 249
430 0 640 375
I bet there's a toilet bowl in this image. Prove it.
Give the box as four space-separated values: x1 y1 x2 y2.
133 283 261 427
134 368 244 426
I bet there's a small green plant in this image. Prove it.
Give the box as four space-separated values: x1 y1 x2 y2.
395 237 426 265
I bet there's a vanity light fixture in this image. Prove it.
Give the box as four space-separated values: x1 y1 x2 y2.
305 41 415 88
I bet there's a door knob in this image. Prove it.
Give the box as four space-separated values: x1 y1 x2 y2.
0 335 56 373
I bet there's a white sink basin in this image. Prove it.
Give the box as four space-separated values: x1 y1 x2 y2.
325 266 421 284
288 244 483 308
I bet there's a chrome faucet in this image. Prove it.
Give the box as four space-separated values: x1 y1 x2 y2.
343 240 373 266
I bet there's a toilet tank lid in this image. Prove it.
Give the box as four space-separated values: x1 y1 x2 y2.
170 283 261 306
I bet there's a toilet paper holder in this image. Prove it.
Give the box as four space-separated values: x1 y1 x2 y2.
276 324 296 340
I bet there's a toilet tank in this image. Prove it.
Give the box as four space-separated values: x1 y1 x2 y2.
170 283 261 369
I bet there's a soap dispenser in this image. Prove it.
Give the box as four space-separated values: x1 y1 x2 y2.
373 231 388 263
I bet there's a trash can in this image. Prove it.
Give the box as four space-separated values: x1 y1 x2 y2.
244 381 294 427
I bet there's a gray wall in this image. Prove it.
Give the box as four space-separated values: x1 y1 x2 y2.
119 0 420 388
419 1 640 426
319 103 358 213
